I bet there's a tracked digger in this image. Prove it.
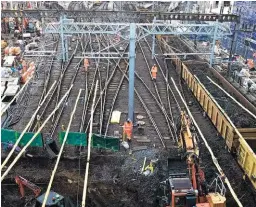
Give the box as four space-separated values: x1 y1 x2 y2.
159 111 226 207
15 176 75 207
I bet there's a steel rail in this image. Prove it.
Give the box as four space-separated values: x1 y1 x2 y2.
138 39 176 141
99 36 110 134
51 40 80 122
79 34 91 132
101 34 173 139
42 89 82 207
98 36 129 136
83 47 130 133
154 38 184 135
95 34 104 135
79 34 102 132
164 58 176 127
97 34 166 147
104 63 128 137
88 41 166 147
31 40 80 132
49 58 83 138
171 77 243 207
145 36 182 112
38 37 60 105
1 85 74 182
118 69 166 148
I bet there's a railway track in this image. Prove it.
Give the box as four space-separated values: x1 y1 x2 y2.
4 28 255 207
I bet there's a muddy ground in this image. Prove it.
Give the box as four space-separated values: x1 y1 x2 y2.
1 149 169 207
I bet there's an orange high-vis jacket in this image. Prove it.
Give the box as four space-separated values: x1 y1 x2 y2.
151 66 158 78
84 58 89 67
22 60 27 73
123 122 133 138
248 59 254 69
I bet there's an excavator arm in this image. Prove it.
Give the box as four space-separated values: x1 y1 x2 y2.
15 176 41 198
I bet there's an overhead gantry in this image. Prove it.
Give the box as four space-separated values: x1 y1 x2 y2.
42 16 232 122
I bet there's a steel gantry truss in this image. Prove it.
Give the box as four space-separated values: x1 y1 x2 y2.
44 19 231 38
43 17 232 121
1 9 240 23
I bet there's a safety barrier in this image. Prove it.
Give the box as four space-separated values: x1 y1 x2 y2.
92 134 120 152
58 131 87 146
1 129 43 147
1 129 120 152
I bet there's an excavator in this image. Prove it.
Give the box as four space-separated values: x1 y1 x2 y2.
158 111 226 207
15 176 75 207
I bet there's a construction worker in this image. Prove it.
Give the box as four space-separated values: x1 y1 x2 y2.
21 59 27 73
84 58 89 72
1 141 33 158
151 64 158 81
143 161 154 175
247 59 255 71
122 118 133 142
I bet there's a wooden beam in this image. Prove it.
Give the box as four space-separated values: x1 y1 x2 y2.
82 80 98 207
42 89 82 207
1 84 73 182
1 81 57 170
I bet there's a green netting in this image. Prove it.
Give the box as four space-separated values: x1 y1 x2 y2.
58 131 87 146
92 134 105 148
1 129 43 147
19 132 43 147
92 134 119 152
105 136 120 151
1 129 19 143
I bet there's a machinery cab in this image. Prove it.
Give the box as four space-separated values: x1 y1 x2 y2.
168 174 197 207
160 111 226 207
35 192 64 207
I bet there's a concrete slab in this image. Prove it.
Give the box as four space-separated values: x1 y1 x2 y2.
132 146 148 151
134 136 147 139
7 77 19 86
1 86 6 96
137 139 151 143
4 85 19 96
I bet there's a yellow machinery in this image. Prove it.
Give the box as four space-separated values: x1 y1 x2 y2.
161 111 226 207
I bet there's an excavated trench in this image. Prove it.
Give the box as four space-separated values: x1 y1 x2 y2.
1 150 169 207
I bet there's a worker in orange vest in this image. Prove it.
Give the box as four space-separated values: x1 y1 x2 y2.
21 60 27 73
151 64 158 81
122 119 133 142
247 59 255 71
84 58 89 72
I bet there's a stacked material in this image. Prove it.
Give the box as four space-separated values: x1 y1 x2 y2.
4 47 21 56
1 40 8 49
21 62 35 83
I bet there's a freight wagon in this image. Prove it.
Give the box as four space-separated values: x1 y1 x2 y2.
161 39 256 189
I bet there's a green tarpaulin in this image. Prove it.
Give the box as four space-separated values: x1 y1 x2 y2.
1 129 43 147
92 134 119 151
58 131 87 146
